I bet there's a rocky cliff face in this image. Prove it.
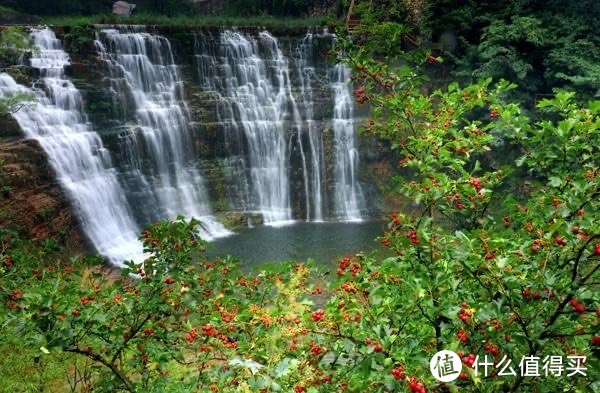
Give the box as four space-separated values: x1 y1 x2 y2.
0 25 400 257
0 126 89 255
59 26 398 220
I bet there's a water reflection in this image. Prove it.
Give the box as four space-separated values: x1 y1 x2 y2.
205 221 388 268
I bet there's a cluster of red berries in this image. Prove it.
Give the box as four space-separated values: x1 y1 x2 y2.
80 296 94 306
185 328 198 343
399 154 414 166
459 352 476 368
569 299 586 313
552 197 561 208
202 324 218 337
220 334 238 349
555 236 567 247
336 256 362 277
468 177 483 192
365 338 383 352
446 193 465 209
143 328 155 337
391 366 405 380
530 238 544 252
310 342 323 356
354 87 367 104
407 379 427 393
522 288 551 300
458 303 473 324
484 342 499 356
311 309 325 322
457 328 469 343
337 257 351 275
294 385 306 393
341 281 358 294
10 289 24 300
406 230 420 245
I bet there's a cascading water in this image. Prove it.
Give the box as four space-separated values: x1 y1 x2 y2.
294 31 325 222
195 30 295 225
95 27 230 238
193 29 366 223
0 27 143 264
330 63 365 221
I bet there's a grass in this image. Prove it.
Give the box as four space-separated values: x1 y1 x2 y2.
0 341 72 393
41 13 333 29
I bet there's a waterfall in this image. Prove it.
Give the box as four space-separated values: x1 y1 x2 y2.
0 27 143 264
95 26 230 239
294 31 325 222
194 29 366 223
195 30 295 225
330 63 365 221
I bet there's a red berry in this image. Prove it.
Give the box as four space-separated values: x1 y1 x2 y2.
594 243 600 256
391 366 405 380
531 245 539 253
522 288 531 298
311 309 325 322
459 372 468 380
374 344 383 352
592 336 600 346
555 237 567 246
571 226 580 234
570 299 586 313
71 309 80 316
164 277 175 284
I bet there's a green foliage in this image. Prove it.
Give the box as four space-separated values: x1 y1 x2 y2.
41 13 330 29
475 17 545 81
3 0 335 18
0 91 35 116
325 20 599 389
0 220 329 391
424 0 600 102
63 26 95 53
0 27 35 116
227 0 314 17
0 27 31 63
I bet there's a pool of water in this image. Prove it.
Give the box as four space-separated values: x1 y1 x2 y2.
205 220 388 269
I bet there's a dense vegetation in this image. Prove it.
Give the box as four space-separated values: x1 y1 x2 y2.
0 1 598 392
0 0 338 18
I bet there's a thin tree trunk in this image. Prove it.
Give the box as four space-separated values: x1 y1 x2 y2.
346 0 356 29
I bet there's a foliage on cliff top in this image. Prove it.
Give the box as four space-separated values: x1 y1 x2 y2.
41 13 331 29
